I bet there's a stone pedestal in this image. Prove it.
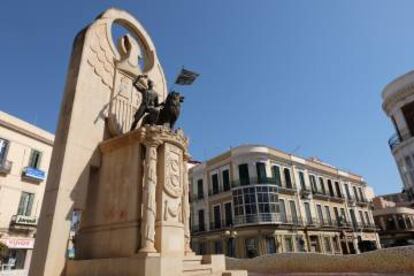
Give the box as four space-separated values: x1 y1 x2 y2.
66 126 245 276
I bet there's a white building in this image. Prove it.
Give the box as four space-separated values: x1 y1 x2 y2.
189 145 379 258
0 111 53 271
382 70 414 199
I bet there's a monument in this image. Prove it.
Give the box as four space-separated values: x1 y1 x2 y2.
29 8 246 276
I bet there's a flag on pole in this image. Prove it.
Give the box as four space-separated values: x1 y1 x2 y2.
175 68 200 85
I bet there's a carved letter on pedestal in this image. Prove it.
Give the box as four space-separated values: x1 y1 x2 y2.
140 143 159 253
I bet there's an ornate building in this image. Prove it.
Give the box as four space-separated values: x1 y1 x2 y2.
382 70 414 199
373 195 414 247
189 145 380 258
0 111 53 271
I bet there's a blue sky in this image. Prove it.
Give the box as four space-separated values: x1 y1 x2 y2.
1 0 413 195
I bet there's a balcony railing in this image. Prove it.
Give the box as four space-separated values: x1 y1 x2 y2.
22 167 46 182
209 220 233 231
10 215 38 227
388 133 402 150
232 177 277 188
191 224 206 234
234 213 282 225
0 160 12 174
305 217 352 229
352 222 377 231
278 185 297 195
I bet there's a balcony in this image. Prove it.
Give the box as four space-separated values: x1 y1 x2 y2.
356 197 370 207
22 167 46 182
300 187 312 199
0 160 12 175
10 215 38 228
388 133 402 150
346 196 357 206
234 213 282 226
209 220 233 231
388 130 411 151
191 224 206 234
352 222 377 231
305 217 352 229
278 185 297 195
312 191 330 200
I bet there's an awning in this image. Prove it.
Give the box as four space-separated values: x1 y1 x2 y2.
0 237 34 249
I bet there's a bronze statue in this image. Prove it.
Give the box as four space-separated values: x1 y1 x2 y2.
131 75 184 130
143 91 184 129
130 75 161 131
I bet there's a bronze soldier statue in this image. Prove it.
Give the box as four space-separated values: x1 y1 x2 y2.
130 75 161 131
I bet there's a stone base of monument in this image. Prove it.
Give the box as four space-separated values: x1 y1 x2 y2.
66 253 246 276
64 126 246 276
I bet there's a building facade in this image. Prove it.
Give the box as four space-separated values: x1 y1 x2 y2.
189 145 379 258
373 195 414 247
382 70 414 199
0 111 53 270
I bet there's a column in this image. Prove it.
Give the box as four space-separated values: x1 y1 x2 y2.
183 153 194 255
139 141 160 253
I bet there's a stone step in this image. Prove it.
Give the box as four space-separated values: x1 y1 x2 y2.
182 263 213 275
183 255 206 265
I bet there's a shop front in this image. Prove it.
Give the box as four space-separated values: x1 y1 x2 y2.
0 237 34 270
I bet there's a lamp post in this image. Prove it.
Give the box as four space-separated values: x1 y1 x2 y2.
224 225 238 257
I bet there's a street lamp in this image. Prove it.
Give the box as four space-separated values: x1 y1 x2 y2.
224 225 238 257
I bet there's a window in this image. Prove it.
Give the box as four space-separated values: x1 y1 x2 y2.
271 165 282 186
279 199 287 222
344 184 351 199
212 174 219 194
284 236 293 252
325 206 332 225
257 186 279 214
327 180 335 197
333 207 340 225
359 210 365 226
233 189 244 217
402 101 414 136
266 237 276 254
198 209 205 231
222 170 231 191
364 211 371 226
197 179 204 199
290 200 298 224
304 202 313 224
349 209 357 228
284 168 292 188
256 162 267 184
317 204 324 224
319 177 326 194
224 202 233 226
353 186 359 201
17 192 34 216
213 205 221 229
340 208 347 223
333 236 340 252
245 238 258 258
324 237 332 253
358 187 365 201
299 171 306 190
334 182 342 197
0 138 9 163
29 150 42 169
214 240 223 254
309 175 317 192
243 187 257 217
238 164 250 186
391 116 402 140
296 236 306 252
